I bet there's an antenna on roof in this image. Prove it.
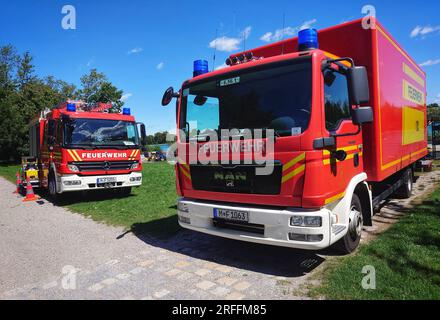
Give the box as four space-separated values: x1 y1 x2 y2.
212 28 218 71
281 13 286 55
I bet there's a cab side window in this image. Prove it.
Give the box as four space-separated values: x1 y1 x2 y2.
324 70 351 131
56 120 63 145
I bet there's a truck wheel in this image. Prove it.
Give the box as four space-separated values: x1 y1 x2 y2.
48 172 58 200
335 194 363 254
395 169 413 199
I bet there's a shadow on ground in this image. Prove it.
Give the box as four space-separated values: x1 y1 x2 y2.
26 188 136 207
126 215 333 278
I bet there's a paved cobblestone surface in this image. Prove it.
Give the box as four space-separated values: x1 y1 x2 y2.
1 170 438 300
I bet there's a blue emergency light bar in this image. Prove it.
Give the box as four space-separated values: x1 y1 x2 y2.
122 108 131 115
66 103 76 112
193 60 209 77
298 28 319 51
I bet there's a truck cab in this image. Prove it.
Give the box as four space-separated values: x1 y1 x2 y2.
29 101 146 197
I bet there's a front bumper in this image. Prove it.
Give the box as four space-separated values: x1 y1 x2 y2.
177 198 334 250
57 172 142 193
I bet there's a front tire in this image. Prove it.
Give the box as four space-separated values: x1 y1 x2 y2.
334 194 363 254
48 171 58 200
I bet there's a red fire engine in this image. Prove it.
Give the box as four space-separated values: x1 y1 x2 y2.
162 18 427 253
27 101 146 198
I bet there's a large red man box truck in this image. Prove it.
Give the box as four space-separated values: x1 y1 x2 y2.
26 101 146 198
162 18 427 253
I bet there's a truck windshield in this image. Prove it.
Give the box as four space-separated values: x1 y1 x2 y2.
63 118 139 148
180 57 312 140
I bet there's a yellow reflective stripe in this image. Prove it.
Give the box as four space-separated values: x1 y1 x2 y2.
282 153 305 172
381 147 427 170
67 149 81 161
180 166 191 180
377 25 424 75
129 149 139 160
323 145 359 156
411 148 427 158
403 63 424 87
73 150 82 161
325 191 345 205
281 164 305 184
323 152 363 165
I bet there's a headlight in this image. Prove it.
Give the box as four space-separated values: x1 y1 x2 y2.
67 164 79 172
290 216 322 227
177 202 189 213
130 163 139 170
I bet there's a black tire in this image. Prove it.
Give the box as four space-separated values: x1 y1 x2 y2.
334 194 363 254
395 168 413 199
118 187 132 196
48 171 58 200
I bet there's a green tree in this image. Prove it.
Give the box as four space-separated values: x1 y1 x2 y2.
76 68 124 112
428 103 440 120
0 45 76 161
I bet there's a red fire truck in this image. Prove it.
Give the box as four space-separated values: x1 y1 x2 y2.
27 101 146 198
162 18 427 253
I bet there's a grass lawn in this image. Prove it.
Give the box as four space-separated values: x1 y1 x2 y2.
311 185 440 300
0 162 180 238
0 163 20 183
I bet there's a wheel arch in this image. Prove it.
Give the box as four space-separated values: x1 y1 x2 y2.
354 182 373 227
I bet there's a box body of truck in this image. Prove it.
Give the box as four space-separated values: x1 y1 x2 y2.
170 18 427 252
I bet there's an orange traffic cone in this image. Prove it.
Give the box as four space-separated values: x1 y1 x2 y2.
22 177 39 202
13 171 21 194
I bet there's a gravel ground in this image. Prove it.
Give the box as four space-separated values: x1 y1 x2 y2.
0 170 438 300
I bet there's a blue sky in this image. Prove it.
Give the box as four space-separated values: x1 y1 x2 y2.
1 0 439 133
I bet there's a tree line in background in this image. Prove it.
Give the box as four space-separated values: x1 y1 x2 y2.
428 103 440 120
0 45 125 161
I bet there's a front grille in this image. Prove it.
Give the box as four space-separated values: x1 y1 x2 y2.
71 161 136 172
213 219 265 235
190 162 282 195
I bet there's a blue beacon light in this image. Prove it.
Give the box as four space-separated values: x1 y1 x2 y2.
66 103 76 112
298 28 319 51
193 60 209 77
122 108 131 115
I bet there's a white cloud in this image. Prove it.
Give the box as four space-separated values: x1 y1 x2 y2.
156 62 164 70
419 58 440 67
86 59 94 67
121 93 132 102
241 26 252 40
260 19 317 42
209 36 241 52
209 26 252 52
410 25 440 38
127 47 143 55
299 19 317 30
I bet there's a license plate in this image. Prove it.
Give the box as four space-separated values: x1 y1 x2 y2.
214 208 249 222
97 177 117 184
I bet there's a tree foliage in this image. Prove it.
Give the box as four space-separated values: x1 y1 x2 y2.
76 69 124 112
428 103 440 120
0 45 126 161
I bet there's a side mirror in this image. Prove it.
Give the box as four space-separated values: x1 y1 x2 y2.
139 123 147 146
352 107 373 125
48 120 56 145
48 119 56 136
347 66 370 105
162 87 179 106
